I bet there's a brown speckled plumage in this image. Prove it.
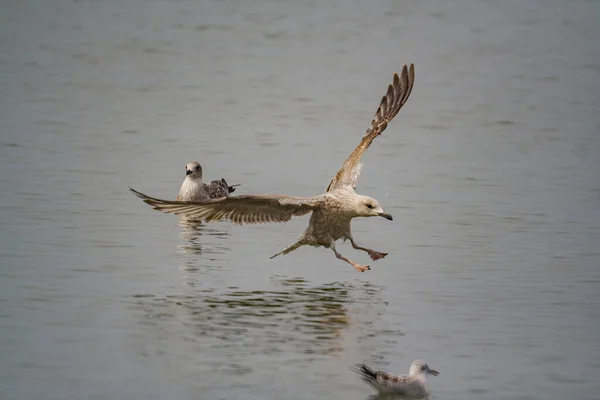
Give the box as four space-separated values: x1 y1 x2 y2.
130 65 415 272
353 360 439 397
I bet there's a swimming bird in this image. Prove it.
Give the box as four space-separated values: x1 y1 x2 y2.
130 64 415 272
176 161 239 201
353 360 439 398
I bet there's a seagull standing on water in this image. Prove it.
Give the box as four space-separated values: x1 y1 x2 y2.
130 64 415 272
176 161 238 201
354 360 439 398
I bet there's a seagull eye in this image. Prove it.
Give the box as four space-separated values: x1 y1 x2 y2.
366 204 373 209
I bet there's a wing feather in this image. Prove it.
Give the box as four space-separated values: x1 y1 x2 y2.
130 187 319 225
326 64 415 191
207 178 233 198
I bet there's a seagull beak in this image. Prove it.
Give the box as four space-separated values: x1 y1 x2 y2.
378 212 393 221
186 169 192 175
428 368 439 376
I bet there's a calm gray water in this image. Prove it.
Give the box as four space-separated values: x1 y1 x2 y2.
1 0 599 399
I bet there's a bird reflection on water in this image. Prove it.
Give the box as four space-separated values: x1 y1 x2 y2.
176 219 231 259
132 277 385 358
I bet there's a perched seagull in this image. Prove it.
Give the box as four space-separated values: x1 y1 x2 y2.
176 161 239 201
353 360 439 398
130 64 415 272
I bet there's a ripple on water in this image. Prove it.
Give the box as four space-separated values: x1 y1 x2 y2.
130 277 388 359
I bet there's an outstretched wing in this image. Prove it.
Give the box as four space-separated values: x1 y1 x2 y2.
326 64 415 192
130 187 320 225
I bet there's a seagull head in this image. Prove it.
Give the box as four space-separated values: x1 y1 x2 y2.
409 360 439 377
356 196 393 221
185 161 203 179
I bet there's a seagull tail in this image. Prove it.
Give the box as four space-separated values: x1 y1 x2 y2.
351 364 381 388
220 178 240 194
227 183 240 193
269 240 304 259
353 364 378 380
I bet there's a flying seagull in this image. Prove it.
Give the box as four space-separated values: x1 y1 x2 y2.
353 360 439 398
130 64 415 272
176 161 239 201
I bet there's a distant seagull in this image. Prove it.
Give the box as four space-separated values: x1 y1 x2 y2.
176 161 239 201
353 360 439 398
130 64 415 272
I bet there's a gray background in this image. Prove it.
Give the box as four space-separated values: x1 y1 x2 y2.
0 0 599 399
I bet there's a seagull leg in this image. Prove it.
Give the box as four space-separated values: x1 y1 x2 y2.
331 244 370 272
349 238 388 261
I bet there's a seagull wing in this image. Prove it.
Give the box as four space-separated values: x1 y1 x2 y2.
130 187 320 225
206 179 233 198
352 364 425 397
326 64 415 192
377 373 427 397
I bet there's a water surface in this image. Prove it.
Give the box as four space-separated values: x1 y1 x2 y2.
1 0 599 399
